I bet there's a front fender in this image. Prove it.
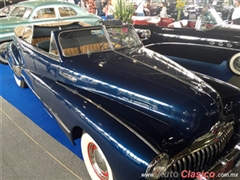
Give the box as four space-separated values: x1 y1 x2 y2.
46 81 158 180
194 71 240 118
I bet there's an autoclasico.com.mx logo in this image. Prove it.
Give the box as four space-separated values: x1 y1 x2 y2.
141 170 239 179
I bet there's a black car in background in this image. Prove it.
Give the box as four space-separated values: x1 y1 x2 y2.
135 8 240 76
0 0 23 8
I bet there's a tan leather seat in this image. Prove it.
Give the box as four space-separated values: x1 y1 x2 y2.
63 43 107 56
62 42 122 56
63 47 80 56
32 37 50 46
80 43 103 53
41 13 56 19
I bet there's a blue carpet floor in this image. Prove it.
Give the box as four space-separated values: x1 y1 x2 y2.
0 63 83 159
0 57 236 161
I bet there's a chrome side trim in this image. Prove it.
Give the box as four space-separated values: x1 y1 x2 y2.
57 81 160 155
145 42 240 51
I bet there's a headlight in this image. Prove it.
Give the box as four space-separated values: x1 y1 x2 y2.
145 153 169 179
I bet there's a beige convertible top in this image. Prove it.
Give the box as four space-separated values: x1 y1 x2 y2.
14 21 91 38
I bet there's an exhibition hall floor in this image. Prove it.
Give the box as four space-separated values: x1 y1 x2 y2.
1 97 90 180
1 63 90 180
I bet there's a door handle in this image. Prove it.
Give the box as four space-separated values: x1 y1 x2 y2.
59 71 77 82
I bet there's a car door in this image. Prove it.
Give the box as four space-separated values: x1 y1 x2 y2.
141 25 210 62
19 37 59 105
31 47 60 106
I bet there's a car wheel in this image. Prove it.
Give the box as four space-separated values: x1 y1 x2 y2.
0 42 9 64
228 53 240 76
81 132 114 180
14 74 27 88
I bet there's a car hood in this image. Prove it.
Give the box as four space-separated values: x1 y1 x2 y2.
61 47 224 143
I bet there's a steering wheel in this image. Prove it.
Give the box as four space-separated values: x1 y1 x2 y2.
124 34 136 48
109 34 123 48
100 41 109 50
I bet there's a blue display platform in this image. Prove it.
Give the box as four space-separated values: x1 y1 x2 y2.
0 63 83 159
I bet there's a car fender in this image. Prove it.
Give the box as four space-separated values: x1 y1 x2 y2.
31 78 159 180
7 41 24 78
193 71 240 117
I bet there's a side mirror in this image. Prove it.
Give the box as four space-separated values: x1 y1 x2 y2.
136 29 151 41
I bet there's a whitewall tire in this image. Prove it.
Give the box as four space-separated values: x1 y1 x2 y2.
81 132 113 180
228 53 240 76
14 74 27 88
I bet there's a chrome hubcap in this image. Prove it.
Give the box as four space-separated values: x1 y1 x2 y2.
88 142 108 180
233 57 240 72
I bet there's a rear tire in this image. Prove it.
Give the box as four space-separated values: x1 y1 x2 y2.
228 53 240 76
81 132 113 180
14 74 27 88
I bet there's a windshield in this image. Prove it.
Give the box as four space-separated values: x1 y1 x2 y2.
105 25 142 49
196 8 223 30
59 25 142 57
9 6 33 19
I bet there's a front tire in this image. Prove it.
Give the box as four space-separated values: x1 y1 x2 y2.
81 132 113 180
228 53 240 76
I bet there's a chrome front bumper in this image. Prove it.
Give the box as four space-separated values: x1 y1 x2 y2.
206 143 240 179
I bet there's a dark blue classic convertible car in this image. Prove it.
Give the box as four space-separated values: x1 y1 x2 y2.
135 8 240 76
6 21 240 180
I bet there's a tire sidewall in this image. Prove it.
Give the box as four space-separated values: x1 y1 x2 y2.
228 53 240 76
81 133 113 180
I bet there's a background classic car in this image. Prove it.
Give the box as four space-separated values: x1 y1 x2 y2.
0 0 23 8
5 21 240 179
135 8 240 76
0 0 100 63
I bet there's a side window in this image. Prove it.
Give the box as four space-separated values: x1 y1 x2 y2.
33 8 56 19
58 7 77 17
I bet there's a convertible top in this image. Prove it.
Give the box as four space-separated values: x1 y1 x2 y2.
14 21 91 38
14 21 91 45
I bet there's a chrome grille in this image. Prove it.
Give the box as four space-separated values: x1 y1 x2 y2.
168 122 234 173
